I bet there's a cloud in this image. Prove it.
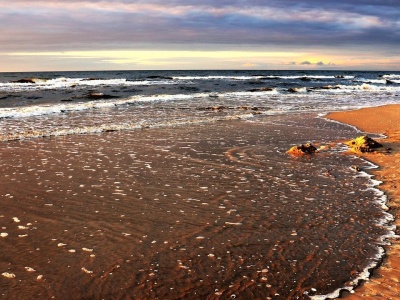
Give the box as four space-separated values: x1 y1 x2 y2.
242 63 258 67
294 60 337 67
0 1 399 70
3 49 305 71
1 0 399 52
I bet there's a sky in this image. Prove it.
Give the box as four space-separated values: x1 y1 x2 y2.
1 0 399 71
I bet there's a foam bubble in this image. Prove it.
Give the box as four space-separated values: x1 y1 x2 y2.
81 267 93 274
25 267 36 272
2 272 16 279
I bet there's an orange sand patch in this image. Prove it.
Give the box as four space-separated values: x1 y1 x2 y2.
327 104 400 299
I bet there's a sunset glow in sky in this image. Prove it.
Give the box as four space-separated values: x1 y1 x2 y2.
1 1 399 71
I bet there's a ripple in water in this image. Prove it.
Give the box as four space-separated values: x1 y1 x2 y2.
0 114 393 299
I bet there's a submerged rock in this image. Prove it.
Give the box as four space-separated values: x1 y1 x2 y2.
12 78 36 84
248 87 275 92
146 75 174 80
386 79 396 85
287 143 317 156
345 135 383 153
320 85 340 90
12 78 50 84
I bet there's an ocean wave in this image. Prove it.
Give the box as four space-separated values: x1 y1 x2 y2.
1 83 399 121
0 77 180 92
224 89 278 96
172 75 259 80
0 93 212 119
352 78 387 84
382 74 400 80
337 83 399 91
0 113 257 142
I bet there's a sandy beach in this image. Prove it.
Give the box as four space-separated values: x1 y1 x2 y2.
327 104 400 299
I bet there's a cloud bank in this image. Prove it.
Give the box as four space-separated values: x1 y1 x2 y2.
1 1 399 70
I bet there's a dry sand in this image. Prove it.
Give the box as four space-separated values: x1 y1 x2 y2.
327 104 400 299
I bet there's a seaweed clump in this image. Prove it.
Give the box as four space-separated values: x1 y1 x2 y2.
345 135 383 153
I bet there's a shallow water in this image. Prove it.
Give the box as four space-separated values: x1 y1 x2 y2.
0 114 392 299
0 70 400 145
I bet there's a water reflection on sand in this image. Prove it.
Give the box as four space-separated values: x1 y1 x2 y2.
0 115 391 299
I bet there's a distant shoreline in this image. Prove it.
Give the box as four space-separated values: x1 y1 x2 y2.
1 69 399 74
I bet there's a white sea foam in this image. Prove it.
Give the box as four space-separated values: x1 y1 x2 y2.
225 89 278 97
0 93 203 119
382 74 400 80
310 157 396 299
336 83 400 92
280 75 354 80
173 75 258 80
0 77 179 92
81 267 93 274
225 222 243 226
352 78 387 84
82 247 93 252
0 111 256 141
172 75 355 81
25 267 36 272
1 272 16 279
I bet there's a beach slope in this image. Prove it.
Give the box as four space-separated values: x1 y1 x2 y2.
327 104 400 299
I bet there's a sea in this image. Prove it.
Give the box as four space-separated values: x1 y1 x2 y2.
0 70 399 299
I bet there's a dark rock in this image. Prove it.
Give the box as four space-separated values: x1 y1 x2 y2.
12 78 36 84
248 87 274 92
320 85 340 90
287 143 317 156
238 106 259 110
81 78 103 81
146 75 174 80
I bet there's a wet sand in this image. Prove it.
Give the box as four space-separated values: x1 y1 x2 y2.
327 104 400 299
0 114 390 299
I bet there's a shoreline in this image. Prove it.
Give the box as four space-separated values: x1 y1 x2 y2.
326 104 400 299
